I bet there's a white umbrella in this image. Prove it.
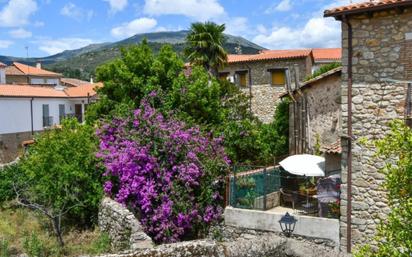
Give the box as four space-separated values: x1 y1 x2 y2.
279 154 325 177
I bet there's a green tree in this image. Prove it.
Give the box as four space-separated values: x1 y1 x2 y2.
260 98 290 163
355 120 412 257
185 22 228 76
10 119 103 247
86 40 184 122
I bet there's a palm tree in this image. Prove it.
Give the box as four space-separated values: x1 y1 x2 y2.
185 22 228 77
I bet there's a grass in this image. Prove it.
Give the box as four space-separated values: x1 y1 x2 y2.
0 205 111 257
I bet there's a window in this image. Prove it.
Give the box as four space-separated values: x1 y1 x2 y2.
270 69 286 86
218 72 229 81
235 71 248 87
42 104 52 127
59 104 65 124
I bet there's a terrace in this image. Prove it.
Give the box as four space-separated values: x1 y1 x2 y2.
225 165 341 245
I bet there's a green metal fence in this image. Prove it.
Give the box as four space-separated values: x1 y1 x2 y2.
229 166 281 210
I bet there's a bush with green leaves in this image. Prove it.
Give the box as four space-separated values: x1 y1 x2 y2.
88 39 289 165
8 119 103 246
355 120 412 257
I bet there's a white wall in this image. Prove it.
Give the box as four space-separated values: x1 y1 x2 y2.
0 69 5 84
0 97 83 134
0 98 31 134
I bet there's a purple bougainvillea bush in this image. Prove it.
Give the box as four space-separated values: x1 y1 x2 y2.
97 95 230 244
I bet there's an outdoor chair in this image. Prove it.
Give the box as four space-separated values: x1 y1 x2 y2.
280 188 299 210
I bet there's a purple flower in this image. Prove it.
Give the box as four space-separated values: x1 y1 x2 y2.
97 94 230 243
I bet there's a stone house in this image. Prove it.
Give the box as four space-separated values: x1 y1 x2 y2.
219 48 341 123
312 48 342 73
282 67 342 175
325 0 412 253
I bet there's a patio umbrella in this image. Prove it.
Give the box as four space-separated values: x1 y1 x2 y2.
279 154 325 177
280 154 325 211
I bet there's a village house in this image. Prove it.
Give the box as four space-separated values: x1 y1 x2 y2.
325 0 412 252
5 62 63 85
281 67 342 176
219 48 341 123
0 62 99 163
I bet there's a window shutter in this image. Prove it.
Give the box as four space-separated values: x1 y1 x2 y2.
271 70 286 85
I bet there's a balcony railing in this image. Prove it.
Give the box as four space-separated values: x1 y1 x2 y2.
42 116 53 127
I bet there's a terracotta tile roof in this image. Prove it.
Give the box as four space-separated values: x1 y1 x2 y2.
0 62 6 68
0 83 100 98
312 48 341 62
227 49 312 64
321 139 342 154
64 83 101 97
324 0 412 17
0 85 67 98
61 78 92 87
5 65 25 76
10 62 62 77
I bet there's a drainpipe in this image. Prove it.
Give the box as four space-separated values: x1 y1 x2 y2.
343 15 353 253
30 97 34 135
245 64 253 114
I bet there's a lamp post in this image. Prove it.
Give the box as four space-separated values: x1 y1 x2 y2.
279 212 297 237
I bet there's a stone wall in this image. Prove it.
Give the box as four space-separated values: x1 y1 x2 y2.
219 58 312 123
92 226 348 257
339 8 412 251
98 197 153 251
0 131 33 163
288 70 341 155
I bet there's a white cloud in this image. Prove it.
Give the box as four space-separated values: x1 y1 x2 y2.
0 0 37 27
0 40 13 48
37 38 94 55
265 0 292 14
275 0 292 12
143 0 225 21
60 2 94 21
111 17 157 38
9 28 32 38
225 17 249 37
103 0 128 14
253 17 341 49
33 21 45 27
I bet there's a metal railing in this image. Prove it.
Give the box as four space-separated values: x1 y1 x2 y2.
228 166 281 211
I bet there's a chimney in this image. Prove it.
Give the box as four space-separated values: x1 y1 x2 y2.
0 62 6 84
36 62 42 69
90 76 94 84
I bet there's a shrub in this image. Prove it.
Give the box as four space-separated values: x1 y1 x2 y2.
11 119 103 246
97 95 230 243
355 120 412 256
305 62 342 81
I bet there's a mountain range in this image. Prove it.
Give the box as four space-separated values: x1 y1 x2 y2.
0 31 265 80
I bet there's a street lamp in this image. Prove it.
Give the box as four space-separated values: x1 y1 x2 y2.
279 212 297 237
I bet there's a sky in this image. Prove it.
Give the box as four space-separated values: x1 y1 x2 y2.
0 0 364 58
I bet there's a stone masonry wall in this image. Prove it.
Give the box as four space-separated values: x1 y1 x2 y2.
289 72 341 155
339 8 412 251
92 228 349 257
0 131 34 163
219 58 312 123
98 197 153 251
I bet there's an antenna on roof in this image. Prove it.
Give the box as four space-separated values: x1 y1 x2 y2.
25 46 30 82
